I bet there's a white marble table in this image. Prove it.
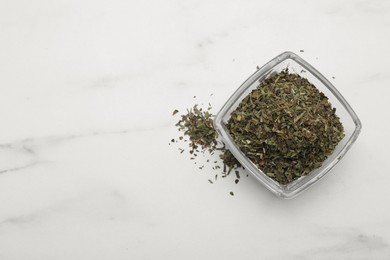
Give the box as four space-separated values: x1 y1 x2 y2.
1 0 389 259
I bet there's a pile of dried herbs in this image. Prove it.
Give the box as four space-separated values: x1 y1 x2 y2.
175 105 217 154
228 69 344 184
172 103 242 197
174 105 240 174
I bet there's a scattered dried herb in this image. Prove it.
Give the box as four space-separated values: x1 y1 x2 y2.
173 104 241 189
172 109 179 116
219 148 240 169
175 105 217 153
227 69 344 184
174 104 240 170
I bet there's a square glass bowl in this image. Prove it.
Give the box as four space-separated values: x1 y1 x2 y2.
214 51 362 199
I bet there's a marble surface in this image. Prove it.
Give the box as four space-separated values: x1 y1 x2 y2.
1 0 389 259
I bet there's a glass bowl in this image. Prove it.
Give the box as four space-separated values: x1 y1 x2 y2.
214 51 362 199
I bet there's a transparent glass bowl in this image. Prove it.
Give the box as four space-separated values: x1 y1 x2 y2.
214 51 362 199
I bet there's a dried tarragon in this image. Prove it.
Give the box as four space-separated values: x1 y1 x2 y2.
227 70 344 184
175 105 240 171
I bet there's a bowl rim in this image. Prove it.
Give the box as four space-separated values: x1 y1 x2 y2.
213 51 362 199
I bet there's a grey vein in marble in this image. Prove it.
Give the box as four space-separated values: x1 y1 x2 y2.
0 127 160 176
0 189 130 229
278 227 390 260
0 162 39 175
